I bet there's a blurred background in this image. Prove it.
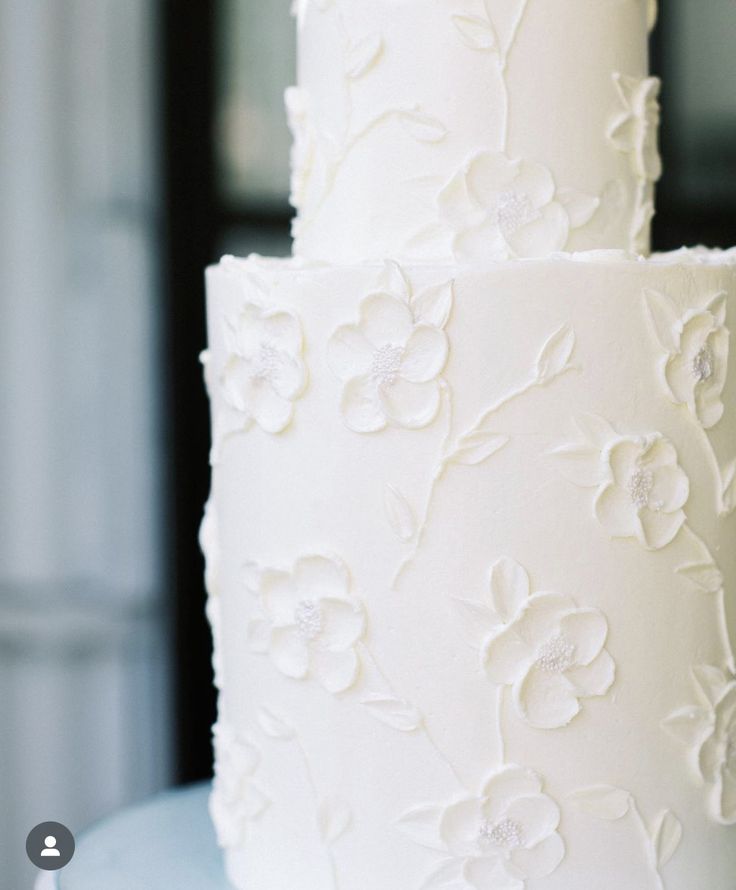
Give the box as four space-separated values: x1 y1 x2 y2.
1 1 735 887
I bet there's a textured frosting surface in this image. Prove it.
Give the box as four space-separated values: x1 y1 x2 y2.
203 251 736 890
289 0 657 264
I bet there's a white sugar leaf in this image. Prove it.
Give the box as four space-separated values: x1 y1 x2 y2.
557 188 600 229
450 431 509 467
451 14 497 51
317 797 352 844
384 484 416 542
721 458 736 515
651 809 682 867
453 597 502 644
661 706 711 747
548 442 604 488
567 786 631 820
692 665 730 707
412 281 454 329
257 706 295 740
394 804 446 851
535 324 575 383
676 562 723 594
379 259 411 301
346 33 383 79
643 288 680 353
361 694 423 732
707 290 728 327
420 857 465 889
573 413 616 448
399 109 448 144
489 557 530 623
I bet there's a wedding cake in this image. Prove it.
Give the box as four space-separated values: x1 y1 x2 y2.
201 1 736 887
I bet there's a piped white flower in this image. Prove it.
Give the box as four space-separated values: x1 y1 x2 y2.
473 558 614 729
247 554 365 694
644 288 729 429
327 263 452 433
552 416 689 551
210 722 269 848
663 667 736 824
397 766 565 888
608 74 662 182
285 86 315 210
220 302 307 435
438 151 598 261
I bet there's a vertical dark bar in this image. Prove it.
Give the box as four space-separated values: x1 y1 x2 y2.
160 0 219 783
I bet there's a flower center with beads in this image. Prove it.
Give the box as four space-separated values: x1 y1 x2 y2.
496 191 539 236
692 345 714 383
371 344 404 387
628 467 654 509
478 817 525 851
251 343 279 381
536 634 576 674
295 599 323 641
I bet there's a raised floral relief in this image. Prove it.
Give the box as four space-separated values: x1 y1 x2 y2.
663 666 736 824
458 557 614 729
438 151 598 260
396 765 565 889
608 74 662 183
327 262 452 433
285 86 315 211
220 301 307 435
552 416 690 550
210 721 269 849
200 498 225 689
644 288 729 430
247 554 365 694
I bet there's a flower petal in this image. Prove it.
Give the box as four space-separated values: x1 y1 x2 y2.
327 324 374 381
558 609 608 666
312 647 360 693
482 625 534 685
514 664 581 729
642 436 679 472
248 378 294 433
439 798 484 857
504 794 560 846
359 292 413 348
607 439 645 487
293 555 350 600
650 464 690 512
566 649 616 697
639 507 685 550
269 626 309 679
260 569 301 624
319 598 365 650
510 831 565 879
720 772 736 824
269 351 306 400
465 151 518 208
514 593 574 649
379 378 441 429
400 325 449 383
481 765 543 808
594 483 639 539
260 309 302 354
665 352 698 411
504 201 569 258
698 732 722 783
513 160 556 208
437 169 473 228
340 375 386 433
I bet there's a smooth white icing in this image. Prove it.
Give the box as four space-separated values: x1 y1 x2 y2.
204 253 736 889
289 0 654 264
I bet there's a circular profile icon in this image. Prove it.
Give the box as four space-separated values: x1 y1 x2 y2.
26 822 75 871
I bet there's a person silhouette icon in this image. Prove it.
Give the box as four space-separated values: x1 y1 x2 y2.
40 836 61 857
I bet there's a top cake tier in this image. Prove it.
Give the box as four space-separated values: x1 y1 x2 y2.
288 0 659 264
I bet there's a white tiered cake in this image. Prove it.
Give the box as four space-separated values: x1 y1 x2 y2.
202 2 736 888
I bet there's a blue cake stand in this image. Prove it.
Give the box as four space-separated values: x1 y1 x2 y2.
35 783 228 890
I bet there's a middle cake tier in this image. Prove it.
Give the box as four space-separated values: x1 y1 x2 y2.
204 249 736 890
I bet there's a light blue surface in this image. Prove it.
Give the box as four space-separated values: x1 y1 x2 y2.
49 783 228 890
